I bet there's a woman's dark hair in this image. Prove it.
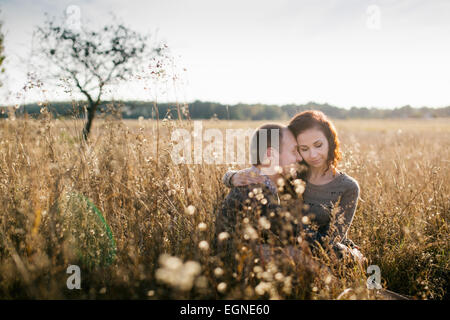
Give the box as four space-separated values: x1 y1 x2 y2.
288 110 341 175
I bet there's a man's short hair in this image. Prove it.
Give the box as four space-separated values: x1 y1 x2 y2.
250 124 285 166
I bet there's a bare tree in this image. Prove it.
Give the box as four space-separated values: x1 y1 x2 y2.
33 14 159 140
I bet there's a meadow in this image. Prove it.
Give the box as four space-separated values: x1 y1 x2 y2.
0 110 448 299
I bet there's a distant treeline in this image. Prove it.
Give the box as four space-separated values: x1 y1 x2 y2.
2 100 450 120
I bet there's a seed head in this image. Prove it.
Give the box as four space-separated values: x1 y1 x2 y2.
185 205 196 215
198 240 209 251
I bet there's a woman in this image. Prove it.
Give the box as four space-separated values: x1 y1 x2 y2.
223 110 365 264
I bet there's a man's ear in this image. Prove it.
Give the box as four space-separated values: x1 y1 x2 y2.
266 147 275 159
260 147 274 165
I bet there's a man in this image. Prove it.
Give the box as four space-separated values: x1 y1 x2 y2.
214 124 306 268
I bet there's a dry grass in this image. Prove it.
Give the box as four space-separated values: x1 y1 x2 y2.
0 109 448 299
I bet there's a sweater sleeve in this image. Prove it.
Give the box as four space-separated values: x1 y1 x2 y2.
331 181 360 242
222 167 259 188
222 170 238 188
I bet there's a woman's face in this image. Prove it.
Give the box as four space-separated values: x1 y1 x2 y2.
296 127 329 169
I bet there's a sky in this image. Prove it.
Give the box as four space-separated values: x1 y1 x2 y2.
0 0 449 109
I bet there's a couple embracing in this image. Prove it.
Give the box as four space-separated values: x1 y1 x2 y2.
214 110 365 270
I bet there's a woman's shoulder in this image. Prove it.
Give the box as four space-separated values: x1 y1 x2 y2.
336 171 360 192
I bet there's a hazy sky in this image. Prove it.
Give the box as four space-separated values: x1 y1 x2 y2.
1 0 449 108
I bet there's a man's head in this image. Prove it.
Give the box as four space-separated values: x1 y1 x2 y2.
250 124 302 174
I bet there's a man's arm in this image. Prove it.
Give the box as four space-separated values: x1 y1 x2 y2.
222 168 265 188
222 170 238 188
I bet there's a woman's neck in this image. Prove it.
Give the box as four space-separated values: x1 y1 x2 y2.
307 165 334 182
308 165 326 178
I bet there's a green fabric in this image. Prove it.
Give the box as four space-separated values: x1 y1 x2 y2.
64 192 117 268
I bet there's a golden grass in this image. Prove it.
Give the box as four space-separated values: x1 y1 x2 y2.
0 111 448 299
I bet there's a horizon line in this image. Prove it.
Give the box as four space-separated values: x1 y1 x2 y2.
1 99 449 111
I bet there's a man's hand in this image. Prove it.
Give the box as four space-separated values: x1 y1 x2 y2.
231 171 265 186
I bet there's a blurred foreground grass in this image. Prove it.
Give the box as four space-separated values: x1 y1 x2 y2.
0 112 448 299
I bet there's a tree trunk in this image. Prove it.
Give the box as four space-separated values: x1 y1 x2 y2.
82 102 99 141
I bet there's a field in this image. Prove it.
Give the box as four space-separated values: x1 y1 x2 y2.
0 112 448 299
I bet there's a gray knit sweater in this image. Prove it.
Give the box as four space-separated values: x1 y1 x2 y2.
222 169 360 244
